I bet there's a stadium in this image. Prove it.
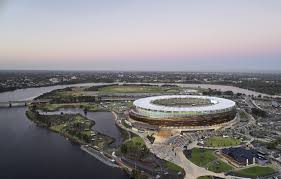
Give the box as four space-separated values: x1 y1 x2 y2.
129 95 236 128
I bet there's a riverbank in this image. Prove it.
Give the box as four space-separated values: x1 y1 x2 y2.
81 145 120 168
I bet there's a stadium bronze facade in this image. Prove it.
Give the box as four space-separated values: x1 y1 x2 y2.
129 95 236 127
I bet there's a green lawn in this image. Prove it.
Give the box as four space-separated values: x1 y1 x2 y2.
189 148 216 166
197 177 212 179
205 136 241 147
206 160 233 173
186 148 233 173
234 166 277 177
197 176 220 179
50 124 66 132
36 103 102 112
49 114 93 138
164 161 183 172
98 85 179 93
130 136 145 145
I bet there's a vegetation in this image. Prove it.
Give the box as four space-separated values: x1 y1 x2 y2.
251 107 267 117
35 87 96 103
233 166 276 177
152 97 211 107
202 89 234 96
164 161 183 172
35 102 103 112
206 160 233 173
97 84 180 93
186 148 216 166
26 110 94 142
205 136 241 147
266 137 281 151
197 177 212 179
131 169 148 179
184 148 233 173
236 80 281 96
120 136 149 159
26 109 113 148
238 110 250 122
84 84 117 91
197 176 223 179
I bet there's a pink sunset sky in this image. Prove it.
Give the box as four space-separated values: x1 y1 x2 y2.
0 0 281 71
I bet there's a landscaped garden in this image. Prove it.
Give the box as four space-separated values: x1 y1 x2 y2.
233 166 277 178
184 148 233 173
205 136 241 147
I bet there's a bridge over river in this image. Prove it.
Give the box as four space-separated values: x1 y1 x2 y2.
0 99 51 108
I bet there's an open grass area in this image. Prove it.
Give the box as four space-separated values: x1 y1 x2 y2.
197 177 212 179
164 161 183 172
197 176 222 179
206 160 233 173
50 123 66 132
188 148 217 166
233 166 277 177
36 103 102 112
205 136 241 147
186 148 233 173
130 136 145 145
49 114 92 133
98 85 179 93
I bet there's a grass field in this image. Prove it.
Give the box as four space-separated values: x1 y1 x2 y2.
49 114 92 133
186 148 233 173
205 136 241 147
206 160 233 173
233 166 276 177
36 103 102 112
98 85 179 93
130 136 145 145
164 161 183 172
197 176 218 179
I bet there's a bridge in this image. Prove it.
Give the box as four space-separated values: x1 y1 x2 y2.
0 99 51 108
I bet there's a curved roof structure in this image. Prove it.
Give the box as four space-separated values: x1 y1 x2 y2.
133 95 235 113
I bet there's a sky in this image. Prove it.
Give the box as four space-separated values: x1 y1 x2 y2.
0 0 281 72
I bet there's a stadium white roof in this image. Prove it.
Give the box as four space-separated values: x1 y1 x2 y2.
133 95 236 112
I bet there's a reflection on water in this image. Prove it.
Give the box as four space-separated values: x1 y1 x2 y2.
0 107 128 179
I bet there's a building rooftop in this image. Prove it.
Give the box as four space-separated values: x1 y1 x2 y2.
222 147 257 165
133 95 236 112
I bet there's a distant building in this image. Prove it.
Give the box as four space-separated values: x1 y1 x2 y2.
49 78 60 83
